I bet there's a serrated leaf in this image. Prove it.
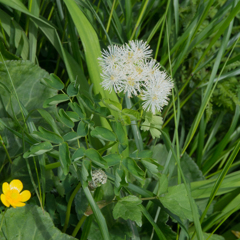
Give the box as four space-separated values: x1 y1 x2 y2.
59 142 71 175
77 121 88 137
113 195 142 227
58 108 74 128
67 82 78 96
85 148 107 168
90 126 116 142
160 184 195 221
0 205 77 240
32 126 64 144
41 73 64 90
68 102 86 119
43 94 69 108
23 141 53 158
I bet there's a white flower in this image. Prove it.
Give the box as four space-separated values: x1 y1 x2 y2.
125 40 152 61
141 70 173 114
99 40 173 113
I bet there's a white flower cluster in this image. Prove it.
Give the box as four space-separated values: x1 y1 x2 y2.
99 40 174 114
88 169 107 190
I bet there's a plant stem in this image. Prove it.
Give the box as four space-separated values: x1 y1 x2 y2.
72 215 87 237
0 135 12 164
62 182 82 233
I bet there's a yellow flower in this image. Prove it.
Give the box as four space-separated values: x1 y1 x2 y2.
0 179 31 208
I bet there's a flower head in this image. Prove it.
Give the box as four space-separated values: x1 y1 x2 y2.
1 179 31 208
99 40 174 113
141 70 173 114
88 169 107 190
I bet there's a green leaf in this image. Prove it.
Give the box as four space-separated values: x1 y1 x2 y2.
67 82 79 96
103 99 122 112
43 94 69 108
77 121 88 137
90 126 117 142
0 205 77 240
63 131 81 142
114 168 128 196
37 109 61 135
72 147 86 161
32 126 64 144
65 111 79 122
122 157 145 185
41 73 64 90
68 102 86 119
141 113 163 139
160 184 195 221
102 154 121 167
58 109 74 128
59 142 71 175
121 109 140 120
0 60 57 117
113 195 142 227
85 148 107 168
23 141 53 158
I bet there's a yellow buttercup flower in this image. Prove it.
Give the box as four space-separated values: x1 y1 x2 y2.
0 179 31 208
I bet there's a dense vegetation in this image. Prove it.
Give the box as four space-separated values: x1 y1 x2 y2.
0 0 240 239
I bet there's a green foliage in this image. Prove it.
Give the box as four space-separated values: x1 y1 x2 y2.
0 205 77 240
0 0 240 239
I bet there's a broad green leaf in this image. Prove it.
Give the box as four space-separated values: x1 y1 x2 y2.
90 126 117 142
43 94 69 108
0 205 77 240
0 61 57 118
58 109 75 128
59 142 71 175
113 195 142 227
160 184 195 221
40 73 64 90
32 126 63 144
23 141 53 158
85 148 107 168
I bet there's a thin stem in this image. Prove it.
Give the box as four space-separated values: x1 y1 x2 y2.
106 0 116 33
130 0 150 40
0 210 7 232
72 215 87 237
0 135 12 164
62 182 82 233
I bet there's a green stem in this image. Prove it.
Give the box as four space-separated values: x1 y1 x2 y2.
106 0 116 33
0 135 12 164
62 182 82 233
72 215 87 237
130 0 150 40
0 210 7 232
